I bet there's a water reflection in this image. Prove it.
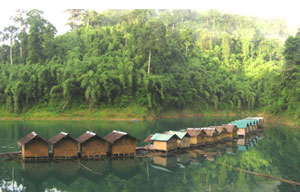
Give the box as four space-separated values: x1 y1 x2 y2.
1 121 300 191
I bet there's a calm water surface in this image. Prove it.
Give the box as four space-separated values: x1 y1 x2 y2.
0 117 300 192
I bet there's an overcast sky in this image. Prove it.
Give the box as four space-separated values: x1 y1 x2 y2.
0 0 299 35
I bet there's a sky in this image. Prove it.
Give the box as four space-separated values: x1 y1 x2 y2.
0 0 299 35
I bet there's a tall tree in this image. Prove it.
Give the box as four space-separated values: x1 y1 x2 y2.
137 18 166 75
2 26 18 65
12 9 28 61
65 9 84 33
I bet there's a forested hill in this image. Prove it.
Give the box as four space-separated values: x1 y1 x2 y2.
0 9 298 118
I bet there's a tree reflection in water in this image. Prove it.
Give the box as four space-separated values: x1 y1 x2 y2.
0 123 300 191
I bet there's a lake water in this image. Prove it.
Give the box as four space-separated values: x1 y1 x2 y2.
0 117 300 192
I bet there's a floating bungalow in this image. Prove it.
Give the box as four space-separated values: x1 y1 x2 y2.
230 120 250 136
167 130 191 148
150 133 180 151
222 124 238 138
49 132 78 159
242 119 256 132
104 130 138 156
77 131 108 158
213 126 227 141
186 128 207 145
201 128 219 144
245 118 261 131
246 117 264 128
18 132 49 160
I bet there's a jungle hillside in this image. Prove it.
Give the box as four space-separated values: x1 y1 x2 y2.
0 9 299 120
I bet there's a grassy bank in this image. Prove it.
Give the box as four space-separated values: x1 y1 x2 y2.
0 105 299 126
0 105 149 120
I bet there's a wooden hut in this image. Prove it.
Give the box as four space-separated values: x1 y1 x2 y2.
243 119 255 132
167 130 190 148
213 126 227 141
222 124 238 138
18 132 49 160
246 117 264 128
200 128 219 144
104 130 138 156
230 120 250 136
246 118 262 131
77 131 108 158
49 132 78 159
186 128 207 145
150 133 180 151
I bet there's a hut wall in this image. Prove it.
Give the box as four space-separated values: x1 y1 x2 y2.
153 141 168 151
111 137 136 155
199 136 208 144
206 136 216 143
233 130 238 137
190 137 198 145
23 139 49 158
216 135 222 141
225 129 238 138
153 138 177 151
81 138 107 156
177 137 190 148
238 129 246 136
53 138 78 157
221 134 227 140
167 138 178 151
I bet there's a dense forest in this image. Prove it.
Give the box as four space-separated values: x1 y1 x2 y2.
0 9 299 117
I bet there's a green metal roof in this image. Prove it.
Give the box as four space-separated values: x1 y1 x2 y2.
243 119 259 125
168 131 188 140
230 120 250 129
150 133 178 141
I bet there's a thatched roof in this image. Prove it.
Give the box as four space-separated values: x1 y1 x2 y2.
212 126 227 134
49 132 77 145
18 132 49 146
186 128 206 137
77 131 107 143
144 135 153 142
221 124 238 133
200 128 218 137
104 130 138 144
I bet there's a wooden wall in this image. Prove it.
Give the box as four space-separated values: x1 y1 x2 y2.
238 128 246 136
190 136 206 145
22 138 49 159
189 137 198 145
206 136 217 143
177 137 190 148
111 136 136 155
153 138 177 151
153 141 168 151
53 138 78 157
81 138 107 156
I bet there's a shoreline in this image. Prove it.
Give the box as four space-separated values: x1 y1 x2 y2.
0 109 298 127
